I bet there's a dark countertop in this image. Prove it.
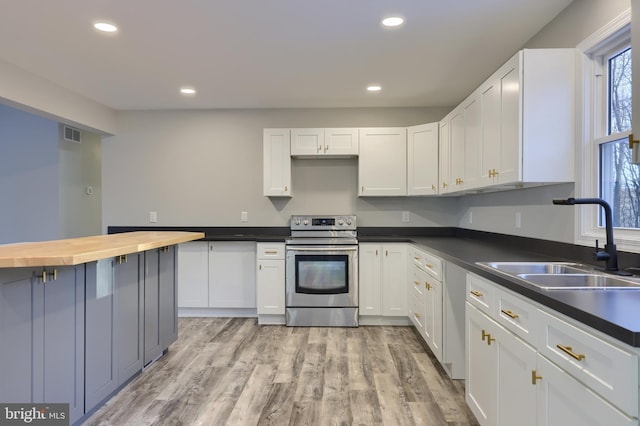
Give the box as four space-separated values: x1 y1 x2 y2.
402 236 640 348
109 225 640 347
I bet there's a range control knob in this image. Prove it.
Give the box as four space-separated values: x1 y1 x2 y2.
295 219 301 225
303 219 309 225
338 219 344 225
346 219 352 225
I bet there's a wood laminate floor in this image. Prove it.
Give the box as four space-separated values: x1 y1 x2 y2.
84 318 479 426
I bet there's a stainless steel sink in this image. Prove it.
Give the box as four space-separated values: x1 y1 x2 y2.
517 273 640 290
478 261 589 275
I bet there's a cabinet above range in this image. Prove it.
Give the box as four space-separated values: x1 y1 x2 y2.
291 128 359 157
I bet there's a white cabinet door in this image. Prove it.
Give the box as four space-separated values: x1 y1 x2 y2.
358 127 407 196
494 319 537 426
256 259 285 315
424 274 443 360
291 128 324 156
498 55 521 184
535 354 635 426
407 123 439 195
177 241 209 308
325 128 359 156
381 244 408 317
256 243 285 316
480 77 501 187
463 92 481 191
208 242 256 308
466 303 498 426
449 108 465 192
439 118 452 194
263 128 291 196
358 243 382 316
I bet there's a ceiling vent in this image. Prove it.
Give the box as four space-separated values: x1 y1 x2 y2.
63 125 81 143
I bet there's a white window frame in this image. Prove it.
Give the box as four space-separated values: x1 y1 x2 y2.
575 9 640 253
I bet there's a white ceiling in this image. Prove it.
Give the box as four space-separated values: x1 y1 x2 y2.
0 0 573 110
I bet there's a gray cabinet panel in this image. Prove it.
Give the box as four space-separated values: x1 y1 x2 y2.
42 266 85 423
159 246 177 348
144 250 162 365
0 268 37 402
0 266 84 424
85 259 117 411
115 253 143 385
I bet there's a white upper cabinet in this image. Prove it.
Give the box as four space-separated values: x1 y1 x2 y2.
482 49 576 187
324 128 359 156
407 123 439 195
263 128 291 196
290 128 359 157
438 118 452 194
290 128 324 156
462 92 481 191
358 127 407 196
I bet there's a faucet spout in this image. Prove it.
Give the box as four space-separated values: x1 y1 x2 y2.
552 197 629 275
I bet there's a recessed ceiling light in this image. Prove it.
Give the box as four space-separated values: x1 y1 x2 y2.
93 22 118 33
382 16 404 27
180 87 196 95
367 85 382 92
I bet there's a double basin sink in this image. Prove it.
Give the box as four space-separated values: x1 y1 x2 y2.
476 261 640 290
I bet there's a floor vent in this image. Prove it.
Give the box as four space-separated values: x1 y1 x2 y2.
63 125 81 143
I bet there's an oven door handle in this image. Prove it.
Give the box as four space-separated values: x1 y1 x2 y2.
286 246 358 252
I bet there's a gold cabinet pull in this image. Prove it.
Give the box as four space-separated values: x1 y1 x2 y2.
470 290 483 297
264 250 278 254
361 186 364 193
501 309 519 319
414 312 421 318
442 182 448 188
123 254 128 263
487 335 496 345
426 282 433 290
317 144 322 152
285 185 288 192
556 344 585 361
259 264 262 270
51 268 57 281
375 249 378 256
414 281 421 286
531 370 543 385
414 256 420 261
41 270 47 283
629 133 639 149
426 263 434 269
385 250 388 256
481 330 490 341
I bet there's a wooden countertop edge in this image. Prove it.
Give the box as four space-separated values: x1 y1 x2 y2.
0 231 205 268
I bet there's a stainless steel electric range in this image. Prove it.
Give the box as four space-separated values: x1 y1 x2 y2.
285 215 358 327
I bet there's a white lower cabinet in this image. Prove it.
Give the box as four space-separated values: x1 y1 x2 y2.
359 243 407 318
256 243 285 324
177 241 257 312
465 272 638 426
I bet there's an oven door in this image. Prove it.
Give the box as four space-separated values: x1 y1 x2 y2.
285 245 358 308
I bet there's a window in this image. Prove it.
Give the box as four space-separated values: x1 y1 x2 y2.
577 9 640 252
598 46 639 229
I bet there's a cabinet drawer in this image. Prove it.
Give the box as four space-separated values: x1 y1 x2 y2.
256 243 284 260
412 247 442 280
495 287 538 346
466 273 494 314
410 293 426 332
410 266 428 299
537 309 638 417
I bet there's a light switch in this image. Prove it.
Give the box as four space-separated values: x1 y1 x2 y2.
149 211 158 223
241 211 248 222
402 211 410 222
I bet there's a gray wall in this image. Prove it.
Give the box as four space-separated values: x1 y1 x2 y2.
59 126 102 238
102 108 456 228
455 0 630 244
0 105 59 244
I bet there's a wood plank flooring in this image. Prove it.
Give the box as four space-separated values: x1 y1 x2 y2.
84 318 479 425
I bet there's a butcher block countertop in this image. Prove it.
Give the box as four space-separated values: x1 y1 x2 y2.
0 231 205 268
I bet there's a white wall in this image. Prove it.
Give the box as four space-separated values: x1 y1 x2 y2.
59 126 102 238
102 108 456 228
0 105 59 244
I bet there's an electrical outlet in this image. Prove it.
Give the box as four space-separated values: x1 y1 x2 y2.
515 211 522 229
241 211 248 222
149 211 157 223
402 211 410 223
